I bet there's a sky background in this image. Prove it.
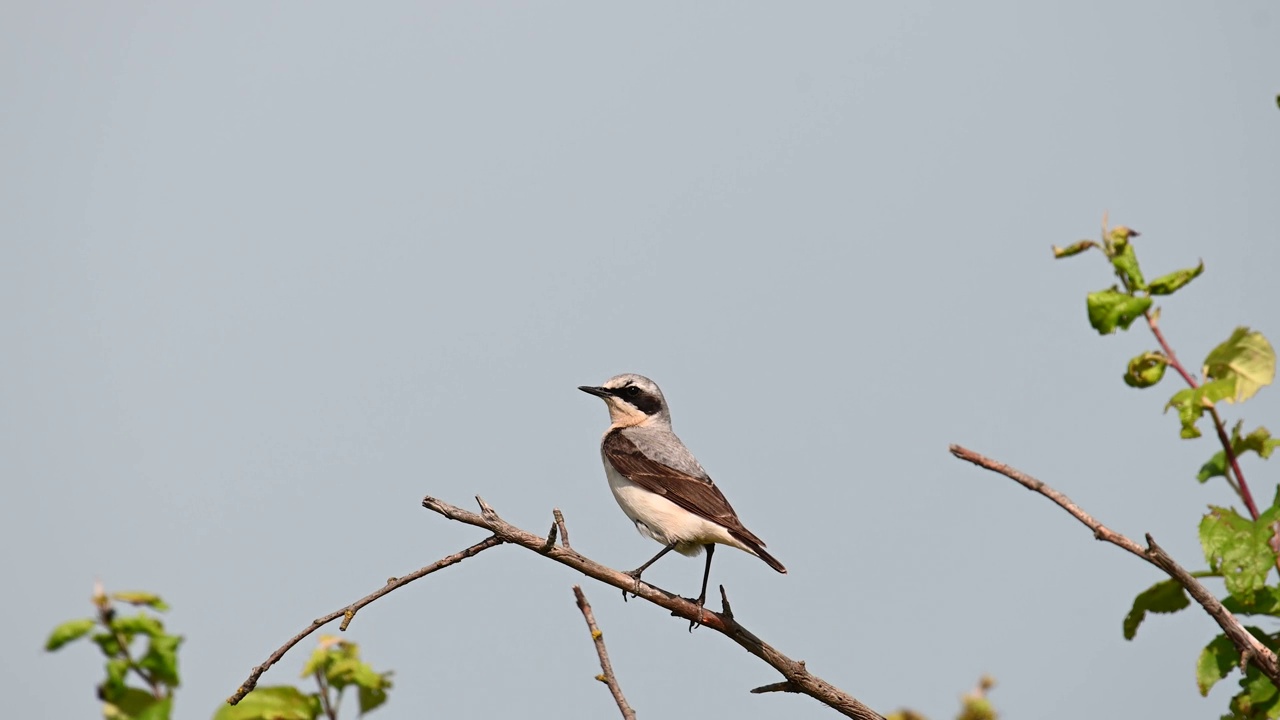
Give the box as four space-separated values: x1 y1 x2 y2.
3 2 1279 719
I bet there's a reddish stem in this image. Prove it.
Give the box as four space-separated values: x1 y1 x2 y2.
1144 311 1259 519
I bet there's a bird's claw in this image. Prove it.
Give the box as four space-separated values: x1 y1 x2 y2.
621 569 643 602
687 594 708 632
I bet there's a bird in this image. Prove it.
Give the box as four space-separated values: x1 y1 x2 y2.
578 373 785 624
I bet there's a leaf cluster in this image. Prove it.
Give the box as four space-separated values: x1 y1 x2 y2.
45 588 180 720
47 588 393 720
1059 223 1280 716
209 636 392 720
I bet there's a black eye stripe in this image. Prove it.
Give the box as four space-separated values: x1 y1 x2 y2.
609 386 663 415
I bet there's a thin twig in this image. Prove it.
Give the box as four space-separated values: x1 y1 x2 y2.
949 444 1280 684
1143 310 1258 519
573 586 636 720
423 495 885 720
314 670 338 720
227 536 504 705
554 508 572 549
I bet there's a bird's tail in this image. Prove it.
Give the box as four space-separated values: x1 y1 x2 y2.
733 532 787 574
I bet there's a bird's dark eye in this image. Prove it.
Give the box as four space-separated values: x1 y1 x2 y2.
624 386 640 397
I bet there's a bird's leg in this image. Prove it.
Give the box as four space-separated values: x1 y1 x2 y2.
688 544 715 631
622 543 676 601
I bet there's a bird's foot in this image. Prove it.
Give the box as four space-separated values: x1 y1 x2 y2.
621 568 644 602
686 592 708 632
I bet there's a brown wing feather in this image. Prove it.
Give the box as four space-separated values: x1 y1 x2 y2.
602 431 767 548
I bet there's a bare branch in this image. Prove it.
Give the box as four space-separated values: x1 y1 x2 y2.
554 508 572 549
573 586 636 720
949 444 1280 684
227 536 503 705
422 495 886 720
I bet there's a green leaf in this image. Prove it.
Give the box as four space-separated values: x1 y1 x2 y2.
1148 261 1205 295
1201 506 1278 595
112 614 164 639
1165 378 1236 439
1233 665 1280 718
1197 425 1280 482
93 631 123 657
213 686 321 720
1122 578 1190 639
1223 587 1280 615
138 634 182 688
45 618 96 651
359 678 392 715
1052 240 1098 259
1086 289 1152 335
130 697 172 720
104 688 172 720
102 657 130 702
1124 351 1168 388
1203 327 1277 403
111 591 170 613
1198 634 1238 696
1110 240 1147 290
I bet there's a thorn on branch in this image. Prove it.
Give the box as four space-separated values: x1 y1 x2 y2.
719 585 734 619
751 681 801 694
475 496 498 519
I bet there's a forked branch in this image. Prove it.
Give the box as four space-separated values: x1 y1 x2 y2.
422 495 886 720
949 444 1280 684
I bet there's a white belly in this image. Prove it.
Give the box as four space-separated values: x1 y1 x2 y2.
604 462 747 555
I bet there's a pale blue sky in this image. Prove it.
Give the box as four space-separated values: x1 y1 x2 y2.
4 3 1279 719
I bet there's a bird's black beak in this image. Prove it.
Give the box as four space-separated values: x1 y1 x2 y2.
578 385 612 398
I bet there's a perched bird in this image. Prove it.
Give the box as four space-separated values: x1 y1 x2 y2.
578 373 785 622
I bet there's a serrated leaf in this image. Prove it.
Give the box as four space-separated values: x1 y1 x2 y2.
1198 426 1280 482
1203 327 1277 403
1166 379 1236 439
1198 634 1239 696
215 686 321 720
1149 261 1205 295
1124 351 1168 388
1123 578 1191 639
1201 506 1278 595
1052 240 1098 259
111 592 170 613
45 618 96 651
138 634 182 688
1086 289 1152 335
